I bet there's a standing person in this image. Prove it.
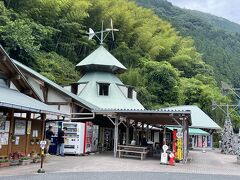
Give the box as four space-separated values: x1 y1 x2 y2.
141 135 148 146
45 126 54 155
56 127 67 157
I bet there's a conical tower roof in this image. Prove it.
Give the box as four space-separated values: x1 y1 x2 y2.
76 45 127 74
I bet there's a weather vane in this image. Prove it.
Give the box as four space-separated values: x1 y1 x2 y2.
87 19 119 45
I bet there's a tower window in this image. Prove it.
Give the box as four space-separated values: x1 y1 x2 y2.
98 83 110 96
128 87 133 99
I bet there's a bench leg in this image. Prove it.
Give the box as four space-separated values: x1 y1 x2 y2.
141 153 143 160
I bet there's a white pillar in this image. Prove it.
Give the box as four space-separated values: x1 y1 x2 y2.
192 136 195 149
114 116 119 158
182 119 187 163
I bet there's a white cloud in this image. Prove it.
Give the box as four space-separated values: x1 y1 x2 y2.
168 0 240 24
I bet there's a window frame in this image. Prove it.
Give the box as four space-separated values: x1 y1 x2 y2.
97 82 110 96
127 87 133 99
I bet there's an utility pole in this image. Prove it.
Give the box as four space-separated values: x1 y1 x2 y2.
212 81 240 155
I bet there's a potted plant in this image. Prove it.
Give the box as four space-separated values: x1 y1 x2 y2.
9 151 24 166
19 156 31 165
0 158 10 168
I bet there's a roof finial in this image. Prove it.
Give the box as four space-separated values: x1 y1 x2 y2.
87 19 119 45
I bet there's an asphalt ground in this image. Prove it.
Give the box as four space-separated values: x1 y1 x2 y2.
0 149 239 178
0 172 240 180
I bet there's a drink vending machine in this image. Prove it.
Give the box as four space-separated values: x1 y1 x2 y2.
84 121 93 153
62 122 85 155
46 121 99 155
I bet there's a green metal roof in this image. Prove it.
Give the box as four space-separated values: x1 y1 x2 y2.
78 71 145 110
0 86 67 116
13 60 98 110
167 126 210 136
165 105 221 129
76 46 127 74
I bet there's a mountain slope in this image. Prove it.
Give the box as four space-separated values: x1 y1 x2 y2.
135 0 240 87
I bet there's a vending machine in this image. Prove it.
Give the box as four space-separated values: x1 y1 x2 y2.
84 121 93 154
91 125 99 152
63 122 85 155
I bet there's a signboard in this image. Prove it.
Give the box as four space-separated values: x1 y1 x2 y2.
27 121 31 135
40 140 46 149
161 145 169 164
161 152 168 164
14 120 26 135
0 115 6 132
176 129 183 138
176 138 182 160
162 145 168 152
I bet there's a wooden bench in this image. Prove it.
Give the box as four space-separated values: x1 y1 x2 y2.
117 145 149 160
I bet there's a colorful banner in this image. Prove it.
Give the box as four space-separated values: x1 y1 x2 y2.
176 138 182 160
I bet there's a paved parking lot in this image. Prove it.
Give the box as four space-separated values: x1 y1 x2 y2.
0 149 239 177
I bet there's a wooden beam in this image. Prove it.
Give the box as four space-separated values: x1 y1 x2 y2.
126 119 130 145
79 107 85 113
46 102 69 105
10 74 21 80
40 85 48 102
0 55 7 62
23 89 33 95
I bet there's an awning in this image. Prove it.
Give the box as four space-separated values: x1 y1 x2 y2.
165 105 221 129
93 109 192 126
167 126 209 136
0 86 69 116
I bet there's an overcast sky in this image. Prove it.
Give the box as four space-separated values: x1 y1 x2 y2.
167 0 240 24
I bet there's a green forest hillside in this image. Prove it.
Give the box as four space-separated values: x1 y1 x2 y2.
0 0 238 126
136 0 240 88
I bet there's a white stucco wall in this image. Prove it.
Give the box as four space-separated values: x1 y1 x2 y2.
47 87 71 102
10 81 18 90
46 104 71 120
133 90 137 99
26 76 44 101
78 83 87 95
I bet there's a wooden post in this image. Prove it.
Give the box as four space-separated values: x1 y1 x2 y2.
146 124 149 141
7 109 14 156
134 121 138 144
163 126 166 145
41 114 46 141
126 119 130 145
25 112 31 155
114 116 119 158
